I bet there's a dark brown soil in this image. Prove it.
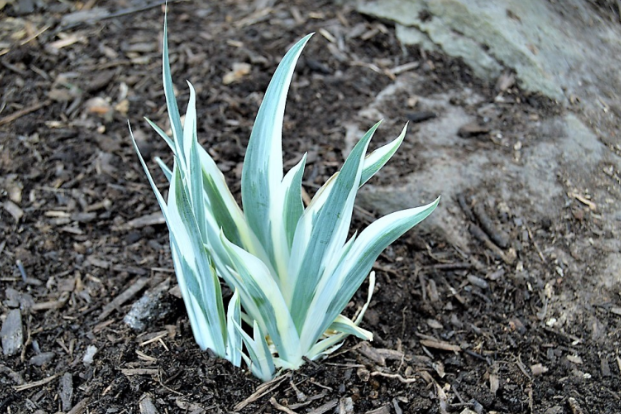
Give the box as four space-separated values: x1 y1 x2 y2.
1 1 620 413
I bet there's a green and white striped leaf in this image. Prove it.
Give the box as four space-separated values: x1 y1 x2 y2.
197 146 267 263
306 198 439 346
162 13 184 160
281 154 307 250
184 83 208 241
155 157 173 182
226 290 243 367
219 232 302 364
360 123 408 186
287 124 377 329
302 264 375 356
145 117 175 152
236 320 275 381
167 164 227 356
242 34 313 280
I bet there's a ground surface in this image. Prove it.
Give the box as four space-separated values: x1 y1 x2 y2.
1 1 620 413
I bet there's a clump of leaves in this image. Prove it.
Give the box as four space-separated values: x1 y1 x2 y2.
131 16 438 381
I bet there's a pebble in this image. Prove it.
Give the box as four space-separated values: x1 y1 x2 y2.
341 397 354 414
124 279 171 331
467 274 489 289
83 345 98 365
139 394 159 414
60 372 73 411
29 351 56 366
1 309 23 356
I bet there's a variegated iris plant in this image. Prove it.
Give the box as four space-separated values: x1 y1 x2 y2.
131 18 438 381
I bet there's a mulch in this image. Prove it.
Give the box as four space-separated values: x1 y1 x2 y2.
1 1 620 413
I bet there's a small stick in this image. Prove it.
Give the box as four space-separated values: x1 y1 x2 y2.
59 0 172 31
306 399 338 414
370 371 417 384
526 224 546 263
472 202 509 248
419 339 461 352
234 374 289 411
457 193 475 222
270 397 298 414
16 260 27 282
0 100 51 127
14 374 59 392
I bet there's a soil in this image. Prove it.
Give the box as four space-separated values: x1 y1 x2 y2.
1 1 620 413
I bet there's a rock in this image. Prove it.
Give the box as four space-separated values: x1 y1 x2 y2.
340 397 354 414
29 352 56 366
4 288 20 308
0 363 25 385
60 372 73 412
140 394 159 414
83 345 98 365
1 309 23 356
124 279 172 332
356 0 621 115
16 0 35 15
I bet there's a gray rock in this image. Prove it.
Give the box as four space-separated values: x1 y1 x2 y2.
124 279 171 332
0 363 25 385
355 0 621 122
4 288 20 308
16 0 35 16
3 288 34 309
1 309 23 356
83 345 98 365
139 394 159 414
60 372 73 412
29 351 56 366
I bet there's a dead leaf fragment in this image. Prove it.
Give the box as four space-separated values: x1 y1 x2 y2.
1 174 23 203
114 99 129 115
49 88 76 102
496 72 515 92
489 372 500 393
46 33 87 55
223 62 251 85
61 7 110 26
357 367 370 381
121 368 159 376
85 97 112 116
121 211 165 230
